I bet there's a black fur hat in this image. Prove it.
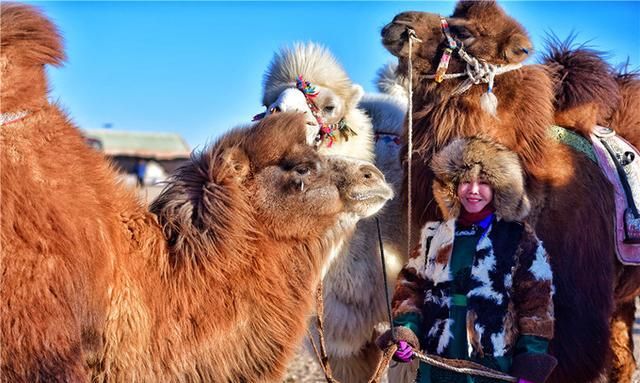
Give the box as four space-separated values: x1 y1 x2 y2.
430 136 531 221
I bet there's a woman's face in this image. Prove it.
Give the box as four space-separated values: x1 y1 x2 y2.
457 179 493 213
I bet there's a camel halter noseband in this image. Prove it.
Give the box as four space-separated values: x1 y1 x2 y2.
295 76 356 148
425 17 523 98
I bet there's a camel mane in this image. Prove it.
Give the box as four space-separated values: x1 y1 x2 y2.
150 130 258 274
262 42 355 107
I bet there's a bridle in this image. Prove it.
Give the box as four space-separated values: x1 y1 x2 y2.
294 76 355 148
423 17 523 96
253 77 356 148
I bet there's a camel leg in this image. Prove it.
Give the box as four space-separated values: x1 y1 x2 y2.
329 341 383 383
387 358 419 383
609 299 637 383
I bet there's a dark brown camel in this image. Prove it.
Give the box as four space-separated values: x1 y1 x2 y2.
381 1 639 382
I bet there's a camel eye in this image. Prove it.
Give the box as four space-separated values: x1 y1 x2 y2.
295 165 311 176
450 25 472 40
324 105 335 113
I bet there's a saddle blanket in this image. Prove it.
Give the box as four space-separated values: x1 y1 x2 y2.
591 125 640 265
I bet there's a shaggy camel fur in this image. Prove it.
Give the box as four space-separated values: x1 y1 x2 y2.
382 1 639 382
543 36 640 150
0 4 393 381
542 37 640 383
320 64 411 383
261 45 408 382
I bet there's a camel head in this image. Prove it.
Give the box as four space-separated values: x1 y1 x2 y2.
153 113 391 256
329 155 394 219
261 43 365 148
0 2 65 114
382 1 532 80
242 114 391 239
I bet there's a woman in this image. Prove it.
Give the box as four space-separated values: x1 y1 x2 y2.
378 137 556 383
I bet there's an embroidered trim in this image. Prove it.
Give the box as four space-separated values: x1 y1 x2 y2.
549 125 597 163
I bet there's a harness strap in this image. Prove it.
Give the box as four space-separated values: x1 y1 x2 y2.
295 75 355 148
0 110 29 126
425 17 522 94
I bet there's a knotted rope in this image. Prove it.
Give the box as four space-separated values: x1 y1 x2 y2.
411 350 518 382
406 27 421 263
422 17 522 98
307 280 338 383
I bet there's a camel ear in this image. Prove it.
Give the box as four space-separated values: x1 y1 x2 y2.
502 33 532 63
346 84 364 111
220 146 250 182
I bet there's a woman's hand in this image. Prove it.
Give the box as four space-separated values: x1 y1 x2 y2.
392 340 414 363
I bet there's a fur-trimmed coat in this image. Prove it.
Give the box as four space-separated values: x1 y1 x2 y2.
384 137 557 383
392 217 556 382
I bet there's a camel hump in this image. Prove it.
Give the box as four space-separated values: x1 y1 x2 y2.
375 61 408 100
0 2 65 66
542 34 619 115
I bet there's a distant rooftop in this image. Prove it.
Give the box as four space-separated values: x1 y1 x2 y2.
83 129 191 160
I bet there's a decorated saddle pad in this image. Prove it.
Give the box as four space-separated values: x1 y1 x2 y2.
590 125 640 265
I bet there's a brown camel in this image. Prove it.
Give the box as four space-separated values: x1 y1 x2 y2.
381 1 639 382
0 3 393 382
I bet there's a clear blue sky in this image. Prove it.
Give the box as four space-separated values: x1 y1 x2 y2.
31 1 640 149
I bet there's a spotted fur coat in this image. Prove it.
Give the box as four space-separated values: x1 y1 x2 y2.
394 217 555 358
384 137 558 383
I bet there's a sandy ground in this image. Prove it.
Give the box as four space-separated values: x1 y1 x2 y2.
137 186 640 383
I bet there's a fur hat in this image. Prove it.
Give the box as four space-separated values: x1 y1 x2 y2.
430 137 531 221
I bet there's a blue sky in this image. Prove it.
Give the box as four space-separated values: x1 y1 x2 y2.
32 1 640 149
